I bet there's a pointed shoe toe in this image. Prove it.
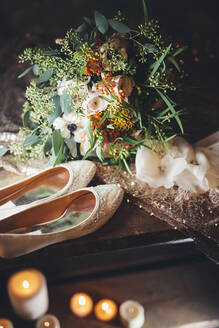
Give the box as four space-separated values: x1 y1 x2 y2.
0 184 124 258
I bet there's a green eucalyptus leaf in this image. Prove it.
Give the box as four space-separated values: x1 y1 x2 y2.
53 142 64 166
90 28 97 44
46 151 57 168
43 137 52 154
48 95 62 123
17 66 33 79
23 110 30 127
52 129 64 156
33 64 39 76
64 137 77 157
108 19 130 33
94 11 109 34
60 89 73 115
84 17 93 27
0 146 8 156
76 23 88 40
144 43 157 53
36 68 53 84
76 22 87 34
23 135 41 148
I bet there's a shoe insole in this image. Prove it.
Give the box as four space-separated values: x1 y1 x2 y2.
1 191 96 234
0 167 70 206
14 185 58 206
40 210 91 234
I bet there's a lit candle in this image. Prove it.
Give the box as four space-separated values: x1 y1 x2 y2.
36 314 60 328
7 269 49 320
70 293 93 317
0 319 14 328
94 299 118 322
120 300 145 328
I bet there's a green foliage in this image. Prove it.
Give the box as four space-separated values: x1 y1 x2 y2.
95 11 109 34
60 90 74 115
17 66 33 79
108 19 130 33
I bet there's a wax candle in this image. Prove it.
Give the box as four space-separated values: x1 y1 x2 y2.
36 314 60 328
70 293 93 317
120 300 145 328
7 269 49 320
94 299 118 322
0 319 14 328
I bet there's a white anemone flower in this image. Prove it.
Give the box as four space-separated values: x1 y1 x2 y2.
53 112 90 142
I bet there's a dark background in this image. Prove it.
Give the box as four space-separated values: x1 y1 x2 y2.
0 0 218 139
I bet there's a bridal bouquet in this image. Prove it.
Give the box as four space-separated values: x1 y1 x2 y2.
10 1 186 173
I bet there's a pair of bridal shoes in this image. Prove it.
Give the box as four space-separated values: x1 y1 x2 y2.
0 161 124 258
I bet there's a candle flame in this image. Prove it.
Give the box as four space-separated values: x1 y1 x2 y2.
78 296 86 306
128 307 135 313
22 280 30 289
44 322 50 327
102 302 109 311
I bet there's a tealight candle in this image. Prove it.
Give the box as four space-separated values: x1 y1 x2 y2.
0 319 14 328
36 314 60 328
94 299 118 322
7 269 49 320
120 300 145 328
70 293 93 317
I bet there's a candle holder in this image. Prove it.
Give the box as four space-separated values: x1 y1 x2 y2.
7 269 49 320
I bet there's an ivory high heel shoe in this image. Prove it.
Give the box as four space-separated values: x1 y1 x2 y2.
0 184 124 258
0 160 96 220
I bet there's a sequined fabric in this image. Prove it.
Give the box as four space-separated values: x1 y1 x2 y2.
95 163 219 262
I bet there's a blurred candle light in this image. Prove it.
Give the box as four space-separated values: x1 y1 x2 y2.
120 300 145 328
70 293 93 317
7 269 49 320
94 299 118 322
0 319 14 328
36 314 60 328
